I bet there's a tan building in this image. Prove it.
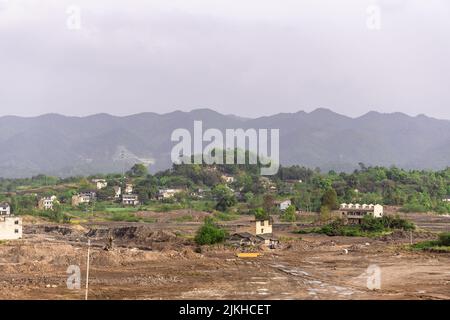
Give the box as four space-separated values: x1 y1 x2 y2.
231 217 278 247
38 195 57 210
340 203 384 224
0 203 22 240
254 218 273 235
72 192 96 207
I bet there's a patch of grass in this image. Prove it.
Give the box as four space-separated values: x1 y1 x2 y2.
105 207 139 213
173 215 194 223
108 212 140 222
31 210 72 223
213 211 240 221
411 232 450 252
140 217 157 223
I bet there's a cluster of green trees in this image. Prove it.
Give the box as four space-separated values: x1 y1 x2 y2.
0 161 449 219
299 215 415 237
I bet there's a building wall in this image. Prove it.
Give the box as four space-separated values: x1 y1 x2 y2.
72 195 90 207
0 206 11 216
255 220 272 235
0 216 22 240
278 200 291 211
373 205 384 218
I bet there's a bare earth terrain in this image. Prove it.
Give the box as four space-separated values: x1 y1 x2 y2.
0 211 449 300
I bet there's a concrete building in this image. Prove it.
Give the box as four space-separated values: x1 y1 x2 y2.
0 202 11 216
125 183 133 194
254 218 273 235
0 203 22 240
275 199 292 211
113 186 122 199
38 195 57 210
157 188 183 200
122 194 140 206
339 203 384 224
92 179 108 190
72 192 96 207
231 217 278 248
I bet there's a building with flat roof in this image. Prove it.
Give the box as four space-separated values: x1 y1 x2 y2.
0 203 22 240
339 203 383 224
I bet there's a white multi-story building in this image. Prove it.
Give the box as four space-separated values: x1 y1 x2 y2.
38 195 57 210
0 203 22 240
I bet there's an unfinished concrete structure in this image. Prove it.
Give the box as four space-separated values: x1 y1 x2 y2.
340 203 383 224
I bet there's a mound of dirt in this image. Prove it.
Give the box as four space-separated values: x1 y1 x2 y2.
85 226 186 249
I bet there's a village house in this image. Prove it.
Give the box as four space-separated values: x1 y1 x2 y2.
38 195 57 210
230 217 278 248
442 196 450 202
157 188 184 200
113 186 122 199
0 203 22 240
339 203 384 224
0 202 11 216
92 179 108 190
275 199 292 211
72 192 96 207
125 183 133 194
122 194 140 206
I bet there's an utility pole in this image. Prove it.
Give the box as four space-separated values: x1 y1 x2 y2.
85 239 91 300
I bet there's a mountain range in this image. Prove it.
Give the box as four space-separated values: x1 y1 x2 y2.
0 108 449 178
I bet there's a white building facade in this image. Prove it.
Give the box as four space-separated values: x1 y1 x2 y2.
0 203 22 240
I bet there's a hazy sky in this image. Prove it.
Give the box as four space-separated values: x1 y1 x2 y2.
0 0 449 119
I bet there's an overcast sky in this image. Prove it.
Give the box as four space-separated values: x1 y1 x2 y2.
0 0 449 119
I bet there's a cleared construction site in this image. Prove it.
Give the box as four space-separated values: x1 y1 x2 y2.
0 210 449 300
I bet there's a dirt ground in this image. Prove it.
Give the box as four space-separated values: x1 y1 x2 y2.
0 211 449 300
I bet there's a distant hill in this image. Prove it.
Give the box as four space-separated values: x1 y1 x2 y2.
0 108 449 178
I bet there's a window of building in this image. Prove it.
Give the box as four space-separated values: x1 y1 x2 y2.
15 220 19 224
15 229 19 233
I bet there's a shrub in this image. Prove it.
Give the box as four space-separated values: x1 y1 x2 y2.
109 212 140 222
195 217 228 245
281 205 297 222
438 232 450 246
